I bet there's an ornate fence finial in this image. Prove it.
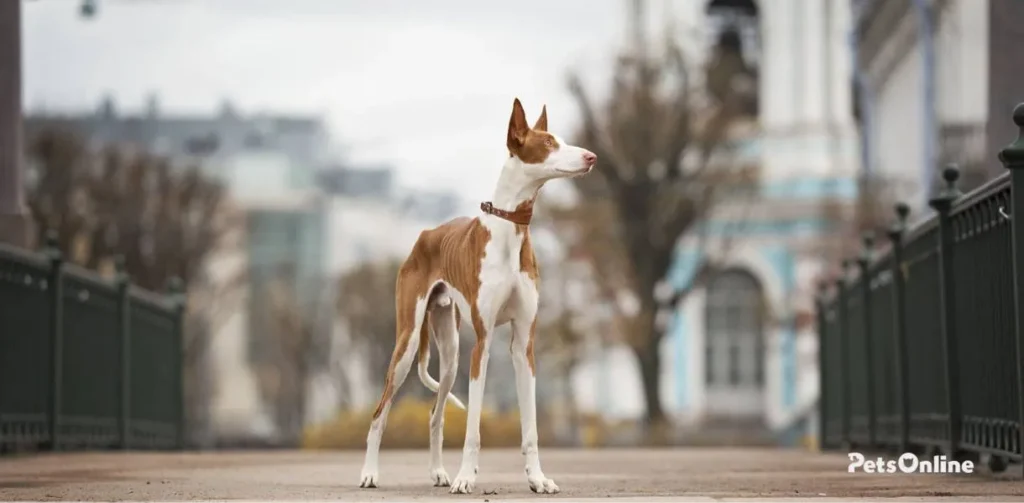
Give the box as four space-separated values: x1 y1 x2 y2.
942 164 961 198
863 232 875 248
998 103 1024 170
860 232 875 266
833 263 848 302
841 258 855 282
816 278 831 300
166 276 183 293
887 202 911 242
165 276 185 308
929 164 961 211
895 202 910 225
114 255 128 284
43 229 61 262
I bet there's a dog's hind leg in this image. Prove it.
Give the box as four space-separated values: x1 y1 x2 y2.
417 285 465 410
359 289 428 489
427 300 459 486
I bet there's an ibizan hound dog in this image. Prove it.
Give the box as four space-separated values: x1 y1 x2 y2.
358 98 596 494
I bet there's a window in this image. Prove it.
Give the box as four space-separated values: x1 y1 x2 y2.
704 269 765 388
705 0 760 116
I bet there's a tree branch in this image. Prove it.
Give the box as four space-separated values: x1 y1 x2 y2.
567 72 631 186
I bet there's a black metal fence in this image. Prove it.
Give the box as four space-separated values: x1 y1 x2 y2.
0 234 186 452
817 104 1024 473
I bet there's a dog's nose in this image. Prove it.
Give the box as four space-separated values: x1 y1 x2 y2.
583 151 597 166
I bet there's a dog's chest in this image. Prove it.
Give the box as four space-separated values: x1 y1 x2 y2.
479 220 527 291
482 227 522 269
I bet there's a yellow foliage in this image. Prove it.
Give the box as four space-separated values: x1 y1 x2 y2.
302 398 557 450
803 434 819 452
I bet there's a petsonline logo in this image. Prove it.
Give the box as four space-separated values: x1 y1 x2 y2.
848 452 975 474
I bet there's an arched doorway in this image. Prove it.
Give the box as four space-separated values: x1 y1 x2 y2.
704 269 766 421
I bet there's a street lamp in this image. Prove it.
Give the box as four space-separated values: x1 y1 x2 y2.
0 0 32 247
0 0 97 248
80 0 98 19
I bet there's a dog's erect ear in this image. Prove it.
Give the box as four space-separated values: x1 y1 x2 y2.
507 98 529 150
533 105 548 132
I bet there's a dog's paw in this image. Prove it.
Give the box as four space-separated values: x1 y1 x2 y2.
528 475 559 494
430 467 452 487
449 471 476 494
358 469 379 489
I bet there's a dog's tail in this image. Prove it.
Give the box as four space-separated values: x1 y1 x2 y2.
416 296 466 411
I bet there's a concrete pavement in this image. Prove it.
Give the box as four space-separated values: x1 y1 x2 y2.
1 448 1023 501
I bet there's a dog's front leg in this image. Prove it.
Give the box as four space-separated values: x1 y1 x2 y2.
450 309 492 494
510 311 559 494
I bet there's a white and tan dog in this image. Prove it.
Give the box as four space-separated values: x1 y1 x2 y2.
359 98 596 494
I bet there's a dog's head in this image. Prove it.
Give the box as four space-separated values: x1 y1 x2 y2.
505 98 596 181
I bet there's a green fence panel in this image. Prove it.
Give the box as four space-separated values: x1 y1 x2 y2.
868 256 899 448
950 178 1021 460
0 243 184 454
813 105 1024 474
58 268 121 449
129 290 180 449
901 223 949 448
0 245 52 449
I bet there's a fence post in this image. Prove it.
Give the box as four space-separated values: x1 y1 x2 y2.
997 102 1024 478
815 280 829 450
115 256 131 450
928 164 962 458
837 259 853 448
43 231 63 451
857 233 876 448
886 202 912 453
166 277 186 450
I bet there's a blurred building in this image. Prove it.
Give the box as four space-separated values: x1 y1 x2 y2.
852 0 1024 211
573 0 860 445
24 95 333 444
319 164 461 275
24 96 332 306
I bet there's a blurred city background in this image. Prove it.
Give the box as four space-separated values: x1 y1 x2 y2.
1 0 1020 453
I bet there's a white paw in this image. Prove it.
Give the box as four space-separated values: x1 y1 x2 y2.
358 469 378 489
449 470 476 494
430 467 452 487
528 475 559 494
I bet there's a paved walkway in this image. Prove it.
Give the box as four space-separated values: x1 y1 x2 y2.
0 448 1022 501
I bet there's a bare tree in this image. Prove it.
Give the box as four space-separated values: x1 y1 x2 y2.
564 0 751 424
25 127 231 290
530 250 589 437
337 260 403 389
182 263 248 447
24 127 238 445
251 268 331 444
538 199 632 315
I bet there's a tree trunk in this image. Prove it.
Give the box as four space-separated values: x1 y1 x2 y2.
619 217 674 426
634 333 664 425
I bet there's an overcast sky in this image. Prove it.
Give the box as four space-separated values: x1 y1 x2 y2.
22 0 708 204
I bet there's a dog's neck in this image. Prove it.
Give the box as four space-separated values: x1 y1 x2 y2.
484 156 543 225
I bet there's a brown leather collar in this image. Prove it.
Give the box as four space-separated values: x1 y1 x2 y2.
480 201 533 225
